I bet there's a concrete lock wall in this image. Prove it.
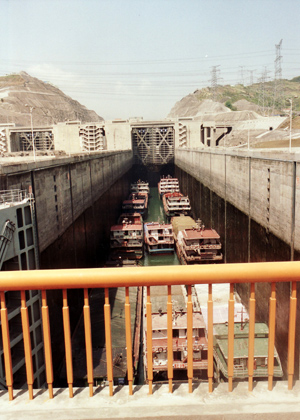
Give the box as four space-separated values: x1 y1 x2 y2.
175 148 300 377
0 151 133 256
175 148 300 255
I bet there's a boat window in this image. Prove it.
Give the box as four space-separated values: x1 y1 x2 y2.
198 328 205 338
173 351 181 360
173 329 179 338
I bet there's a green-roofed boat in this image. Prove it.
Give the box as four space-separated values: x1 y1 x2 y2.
213 322 283 381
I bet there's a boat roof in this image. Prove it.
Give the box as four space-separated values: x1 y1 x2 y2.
148 285 185 313
129 192 148 198
160 177 179 182
171 215 197 235
145 222 172 229
118 213 142 223
131 181 149 185
183 228 220 239
149 311 206 331
123 199 145 204
213 322 276 358
164 192 183 198
201 302 249 326
111 223 142 231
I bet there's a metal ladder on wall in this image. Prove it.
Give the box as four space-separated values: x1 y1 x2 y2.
0 220 15 270
28 193 40 269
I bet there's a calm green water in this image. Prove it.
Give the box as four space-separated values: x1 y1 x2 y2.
142 186 180 267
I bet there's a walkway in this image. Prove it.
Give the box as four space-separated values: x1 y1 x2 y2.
1 381 300 419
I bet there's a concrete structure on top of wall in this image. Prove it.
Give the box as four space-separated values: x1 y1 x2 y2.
175 147 300 256
1 118 230 157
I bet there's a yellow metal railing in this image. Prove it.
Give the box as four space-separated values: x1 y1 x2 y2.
0 261 299 401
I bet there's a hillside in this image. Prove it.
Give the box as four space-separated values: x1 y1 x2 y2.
0 72 103 126
168 77 300 118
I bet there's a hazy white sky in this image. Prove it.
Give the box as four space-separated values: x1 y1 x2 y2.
1 0 300 120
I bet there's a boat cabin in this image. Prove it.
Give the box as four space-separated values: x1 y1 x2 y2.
144 222 174 254
213 322 283 380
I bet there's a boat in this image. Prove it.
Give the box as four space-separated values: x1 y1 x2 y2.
122 192 148 216
105 257 139 267
158 175 180 197
109 212 144 260
144 222 174 254
118 212 143 225
213 321 283 382
131 180 150 194
143 284 208 382
172 215 222 264
162 192 191 218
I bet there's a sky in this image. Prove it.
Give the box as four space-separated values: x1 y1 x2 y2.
1 0 300 120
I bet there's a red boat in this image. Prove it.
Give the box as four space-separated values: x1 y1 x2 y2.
122 192 148 216
162 192 191 217
110 213 144 260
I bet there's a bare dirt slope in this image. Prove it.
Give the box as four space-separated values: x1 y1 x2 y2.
0 72 103 126
168 77 300 119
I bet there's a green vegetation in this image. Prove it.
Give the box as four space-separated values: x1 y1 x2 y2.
225 100 237 111
193 76 300 114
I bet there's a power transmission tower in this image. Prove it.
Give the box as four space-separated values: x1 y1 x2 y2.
258 67 271 116
273 39 283 114
248 70 256 86
210 65 220 101
239 66 245 85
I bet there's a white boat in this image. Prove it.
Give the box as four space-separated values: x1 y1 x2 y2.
131 180 150 194
158 175 180 197
144 222 174 254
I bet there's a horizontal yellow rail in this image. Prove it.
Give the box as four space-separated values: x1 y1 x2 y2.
1 261 299 402
0 261 299 290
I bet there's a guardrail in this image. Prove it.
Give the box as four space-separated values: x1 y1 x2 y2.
0 189 29 204
0 262 298 401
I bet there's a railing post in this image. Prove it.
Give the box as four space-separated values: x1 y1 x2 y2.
187 285 193 393
62 289 73 398
248 283 256 391
0 291 13 401
207 284 214 393
104 288 113 396
268 282 276 391
20 290 34 400
125 287 133 395
288 281 297 390
146 286 153 394
167 285 173 393
83 288 94 396
228 283 235 392
41 290 53 399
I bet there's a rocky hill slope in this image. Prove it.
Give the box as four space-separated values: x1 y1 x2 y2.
0 72 103 126
168 77 300 118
